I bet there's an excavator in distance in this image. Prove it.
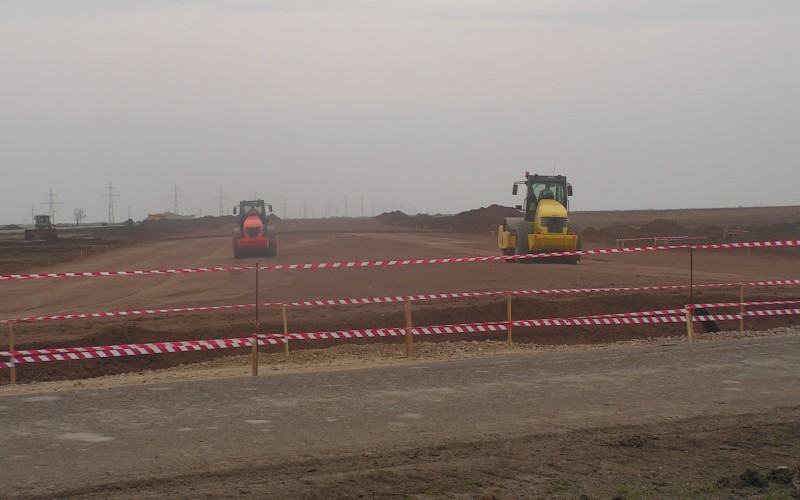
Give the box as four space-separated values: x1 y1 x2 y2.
497 172 581 264
24 214 58 242
232 199 277 258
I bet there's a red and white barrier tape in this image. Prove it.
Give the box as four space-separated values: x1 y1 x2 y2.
617 236 707 243
617 236 684 242
1 303 261 324
3 278 799 325
576 308 687 320
1 314 682 366
616 236 708 249
5 307 800 369
692 308 800 322
252 314 691 343
743 308 800 318
692 300 800 309
2 240 797 282
2 338 257 365
580 301 800 320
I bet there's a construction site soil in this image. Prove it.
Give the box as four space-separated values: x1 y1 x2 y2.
2 205 800 498
1 204 799 385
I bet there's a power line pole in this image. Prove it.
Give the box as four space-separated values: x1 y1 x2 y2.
41 188 62 222
360 196 365 218
344 194 349 218
103 182 119 223
169 185 183 215
282 198 287 219
215 188 226 216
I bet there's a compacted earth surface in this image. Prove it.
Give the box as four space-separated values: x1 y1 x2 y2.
0 206 799 498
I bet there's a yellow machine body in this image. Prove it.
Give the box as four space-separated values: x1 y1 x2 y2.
497 200 577 253
498 172 580 262
528 199 577 252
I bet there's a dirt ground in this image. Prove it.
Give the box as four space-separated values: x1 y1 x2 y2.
1 206 798 386
3 332 800 499
1 207 799 498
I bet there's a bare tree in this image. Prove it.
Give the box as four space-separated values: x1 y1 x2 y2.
73 208 86 226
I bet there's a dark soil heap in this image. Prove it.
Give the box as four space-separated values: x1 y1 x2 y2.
374 207 799 246
375 205 521 233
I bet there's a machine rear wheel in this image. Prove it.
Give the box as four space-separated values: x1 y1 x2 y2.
515 221 532 262
568 224 583 265
232 229 243 259
265 227 277 257
501 225 516 262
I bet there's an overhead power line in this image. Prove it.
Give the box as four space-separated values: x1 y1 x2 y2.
169 185 183 215
215 188 226 216
41 188 62 222
103 182 119 223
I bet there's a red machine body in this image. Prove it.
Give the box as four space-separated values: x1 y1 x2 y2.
232 200 277 258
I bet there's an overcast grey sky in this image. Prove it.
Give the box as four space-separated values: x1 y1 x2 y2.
1 0 798 224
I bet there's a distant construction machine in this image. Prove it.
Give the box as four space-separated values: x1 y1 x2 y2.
497 172 581 264
232 199 277 258
24 215 58 242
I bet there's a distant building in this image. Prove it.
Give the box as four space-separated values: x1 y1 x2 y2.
144 212 196 222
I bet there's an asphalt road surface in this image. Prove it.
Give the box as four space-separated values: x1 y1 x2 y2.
2 334 799 497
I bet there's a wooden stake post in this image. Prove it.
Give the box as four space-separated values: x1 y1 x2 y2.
9 323 16 385
404 299 413 358
687 247 695 342
506 293 513 347
251 334 259 377
282 304 290 355
739 284 745 333
251 263 260 377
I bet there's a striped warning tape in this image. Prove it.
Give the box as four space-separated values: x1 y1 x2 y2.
3 278 798 325
1 240 797 282
617 236 708 248
1 303 260 324
4 309 798 368
577 300 800 320
692 308 800 322
2 338 257 365
692 300 800 309
618 236 706 242
575 308 686 320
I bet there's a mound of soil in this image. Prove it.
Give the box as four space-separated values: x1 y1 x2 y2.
375 205 521 233
0 224 23 231
93 216 237 240
374 211 412 225
754 221 800 241
594 225 639 239
446 205 523 233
